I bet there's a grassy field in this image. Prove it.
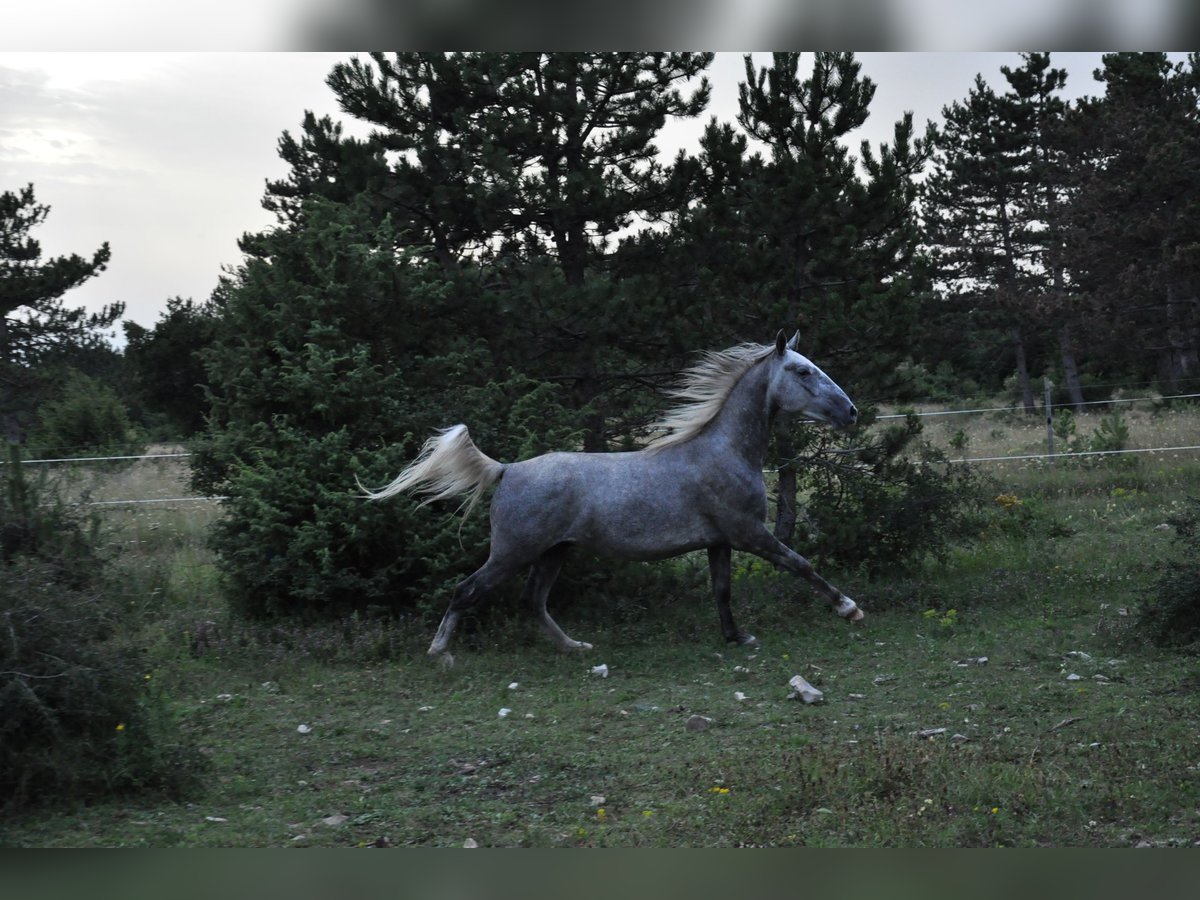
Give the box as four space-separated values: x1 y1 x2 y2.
4 407 1200 847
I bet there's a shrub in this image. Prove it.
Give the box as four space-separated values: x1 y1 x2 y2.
1138 498 1200 649
27 369 141 459
0 445 203 811
788 412 990 579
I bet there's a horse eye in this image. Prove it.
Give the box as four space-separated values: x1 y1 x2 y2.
795 367 812 378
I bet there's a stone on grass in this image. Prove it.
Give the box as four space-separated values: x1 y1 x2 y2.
686 714 713 732
788 674 824 704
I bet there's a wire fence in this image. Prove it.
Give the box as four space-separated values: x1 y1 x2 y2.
6 389 1198 505
874 391 1200 419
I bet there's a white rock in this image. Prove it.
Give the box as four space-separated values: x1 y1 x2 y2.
463 838 479 848
1066 673 1083 681
321 814 349 827
788 674 824 704
205 816 227 823
508 682 520 690
297 724 312 734
590 795 606 806
734 691 748 701
498 708 512 718
733 665 750 673
591 664 609 678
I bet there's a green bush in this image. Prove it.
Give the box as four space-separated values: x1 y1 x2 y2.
27 369 141 459
1138 499 1200 649
193 198 609 620
789 412 989 579
0 446 203 811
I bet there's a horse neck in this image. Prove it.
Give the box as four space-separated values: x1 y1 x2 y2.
699 358 774 468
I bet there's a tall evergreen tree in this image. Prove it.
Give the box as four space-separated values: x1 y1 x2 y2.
324 52 712 449
0 185 120 444
1000 52 1085 409
922 73 1047 412
738 52 931 540
123 297 218 437
621 53 930 541
1061 52 1200 393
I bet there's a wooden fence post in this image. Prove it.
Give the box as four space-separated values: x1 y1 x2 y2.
1044 377 1055 456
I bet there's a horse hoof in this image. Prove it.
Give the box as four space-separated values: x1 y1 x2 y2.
850 608 865 623
428 649 455 667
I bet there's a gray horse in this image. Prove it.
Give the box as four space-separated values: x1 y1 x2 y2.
361 330 863 659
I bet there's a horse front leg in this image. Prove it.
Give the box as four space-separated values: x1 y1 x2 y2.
707 544 759 647
734 526 864 623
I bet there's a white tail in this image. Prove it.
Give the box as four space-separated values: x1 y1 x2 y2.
357 424 503 518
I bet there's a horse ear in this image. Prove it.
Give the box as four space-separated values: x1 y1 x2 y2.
787 330 801 351
775 330 787 356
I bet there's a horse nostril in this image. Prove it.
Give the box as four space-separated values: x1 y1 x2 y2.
850 405 858 420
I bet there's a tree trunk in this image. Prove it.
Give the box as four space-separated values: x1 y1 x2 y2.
1160 281 1200 394
1011 324 1037 414
772 429 798 545
0 315 20 445
1058 325 1085 411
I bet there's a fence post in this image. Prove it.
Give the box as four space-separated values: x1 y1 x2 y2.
1044 377 1055 456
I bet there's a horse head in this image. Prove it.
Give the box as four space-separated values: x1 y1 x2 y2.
767 330 858 429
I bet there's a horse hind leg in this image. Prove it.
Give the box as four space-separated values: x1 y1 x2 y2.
708 544 759 647
523 545 592 652
428 556 521 659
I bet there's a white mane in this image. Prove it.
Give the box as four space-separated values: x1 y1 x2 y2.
646 343 774 451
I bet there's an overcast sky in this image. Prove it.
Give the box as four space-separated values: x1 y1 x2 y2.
0 51 1184 340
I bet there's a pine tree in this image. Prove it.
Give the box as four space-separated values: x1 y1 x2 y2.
922 73 1046 412
1061 52 1200 393
1000 52 1084 409
733 52 931 541
324 52 712 449
123 297 218 437
0 185 120 444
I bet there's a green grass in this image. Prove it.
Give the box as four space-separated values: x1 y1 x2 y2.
3 442 1200 847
